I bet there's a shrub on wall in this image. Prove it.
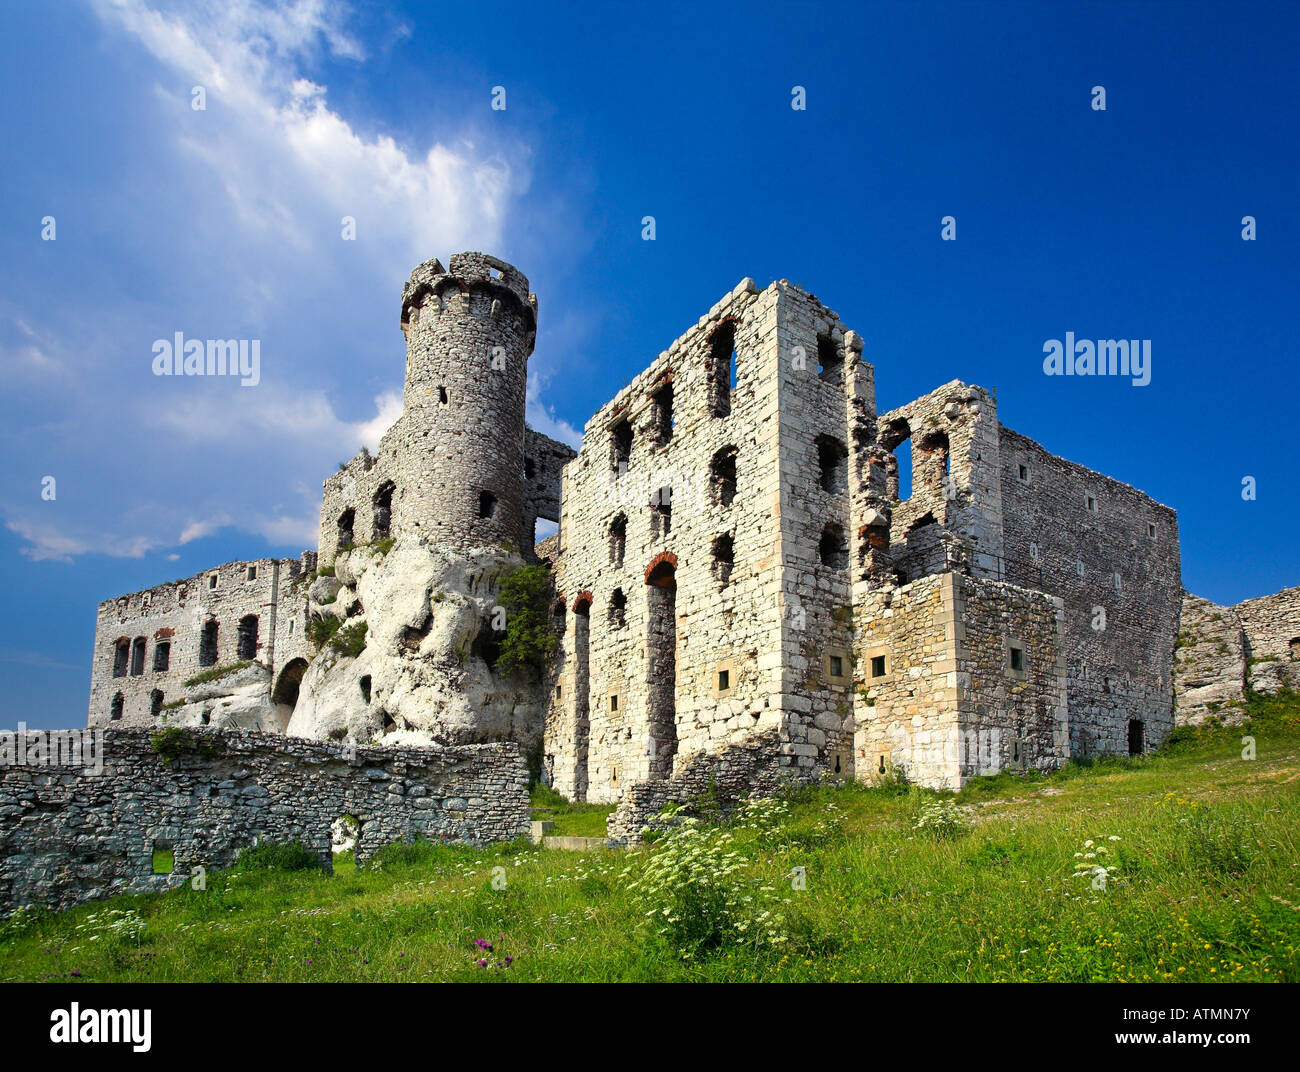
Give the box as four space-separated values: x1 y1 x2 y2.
494 565 556 676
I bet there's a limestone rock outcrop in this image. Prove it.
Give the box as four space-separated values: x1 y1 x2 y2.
286 541 544 756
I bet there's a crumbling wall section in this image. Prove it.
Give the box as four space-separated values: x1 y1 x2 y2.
88 558 306 729
0 729 530 917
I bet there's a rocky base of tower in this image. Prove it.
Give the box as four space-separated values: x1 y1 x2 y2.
285 540 545 757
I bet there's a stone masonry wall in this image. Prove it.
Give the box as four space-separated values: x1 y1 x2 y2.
88 557 311 729
852 573 1067 790
998 427 1181 756
606 729 795 842
0 729 530 916
545 278 873 803
546 278 788 802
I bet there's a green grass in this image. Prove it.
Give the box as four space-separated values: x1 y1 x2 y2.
530 783 615 837
4 693 1299 982
181 661 251 688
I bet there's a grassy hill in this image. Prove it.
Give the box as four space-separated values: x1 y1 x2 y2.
3 693 1299 983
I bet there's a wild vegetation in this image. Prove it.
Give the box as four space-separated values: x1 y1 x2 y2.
4 693 1298 982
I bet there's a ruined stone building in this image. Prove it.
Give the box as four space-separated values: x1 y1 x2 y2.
85 251 1282 830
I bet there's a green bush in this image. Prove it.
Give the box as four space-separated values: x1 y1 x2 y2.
308 613 343 648
332 621 368 658
150 727 221 765
493 565 556 676
624 808 788 959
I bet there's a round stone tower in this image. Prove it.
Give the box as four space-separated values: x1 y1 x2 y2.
390 252 537 550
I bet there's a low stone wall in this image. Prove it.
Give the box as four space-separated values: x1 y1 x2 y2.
0 729 530 916
607 730 796 843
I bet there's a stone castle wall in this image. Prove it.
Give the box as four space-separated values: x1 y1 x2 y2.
0 729 530 916
997 427 1181 755
852 573 1067 789
88 556 314 729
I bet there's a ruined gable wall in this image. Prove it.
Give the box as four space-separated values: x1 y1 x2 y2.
1232 586 1300 696
545 278 785 802
876 382 1005 584
88 558 304 728
0 729 530 916
998 428 1180 755
1234 586 1300 662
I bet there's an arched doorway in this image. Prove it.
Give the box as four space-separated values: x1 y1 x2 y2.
273 658 310 729
644 555 678 780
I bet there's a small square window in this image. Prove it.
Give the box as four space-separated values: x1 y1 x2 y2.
829 655 843 677
247 565 257 581
870 655 887 678
209 574 219 589
718 669 730 691
1018 464 1029 482
1010 646 1025 672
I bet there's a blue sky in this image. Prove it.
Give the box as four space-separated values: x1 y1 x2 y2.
1 0 1296 729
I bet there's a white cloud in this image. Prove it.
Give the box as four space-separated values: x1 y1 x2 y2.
94 0 522 276
1 0 557 569
526 373 583 449
7 518 154 564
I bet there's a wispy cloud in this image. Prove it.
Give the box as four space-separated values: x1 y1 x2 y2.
2 0 535 565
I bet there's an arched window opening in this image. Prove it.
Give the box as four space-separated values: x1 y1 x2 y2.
650 487 672 539
651 380 674 446
372 480 396 539
110 693 124 721
611 418 633 474
199 620 219 668
608 587 627 628
479 490 497 519
816 435 848 494
112 638 130 678
237 615 259 661
153 640 171 672
819 524 848 570
880 418 913 501
150 689 164 717
817 334 843 385
337 508 355 551
707 319 737 418
711 533 735 588
608 513 627 567
644 558 678 779
710 446 738 506
130 637 147 676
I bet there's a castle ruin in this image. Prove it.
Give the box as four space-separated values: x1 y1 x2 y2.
85 251 1285 838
